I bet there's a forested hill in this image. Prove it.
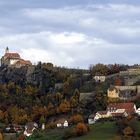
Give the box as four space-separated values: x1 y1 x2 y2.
0 62 89 94
0 62 91 126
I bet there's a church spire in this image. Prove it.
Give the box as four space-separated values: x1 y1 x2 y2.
5 46 9 53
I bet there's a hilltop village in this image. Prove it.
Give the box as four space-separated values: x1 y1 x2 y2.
0 48 140 139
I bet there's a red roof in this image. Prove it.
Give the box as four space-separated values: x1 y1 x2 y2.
15 59 32 65
4 53 20 59
107 102 135 114
97 111 108 115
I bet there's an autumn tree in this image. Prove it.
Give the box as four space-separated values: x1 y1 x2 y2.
114 77 122 86
75 123 88 136
59 100 70 114
70 114 84 124
0 133 3 140
73 89 80 101
0 110 4 123
47 102 55 116
123 126 134 136
63 81 71 96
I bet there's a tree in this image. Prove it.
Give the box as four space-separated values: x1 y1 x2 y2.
0 110 4 123
74 89 80 101
63 81 70 96
109 64 120 74
47 102 55 115
55 92 63 105
91 63 109 76
123 126 134 136
70 114 84 124
114 77 122 86
59 100 70 114
75 123 88 136
17 134 25 140
0 133 3 140
39 116 46 125
70 97 78 108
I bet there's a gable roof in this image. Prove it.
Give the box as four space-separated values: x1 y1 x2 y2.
107 102 135 114
108 86 118 92
15 59 32 65
97 111 108 115
4 53 20 59
56 118 67 124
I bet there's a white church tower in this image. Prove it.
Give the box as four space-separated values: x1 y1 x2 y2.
5 46 9 53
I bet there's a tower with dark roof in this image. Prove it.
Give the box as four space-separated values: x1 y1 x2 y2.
5 46 9 53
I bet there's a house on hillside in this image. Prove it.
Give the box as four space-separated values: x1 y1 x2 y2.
107 102 136 116
107 85 140 100
136 108 140 115
88 111 112 124
24 122 38 137
107 86 120 99
4 124 23 133
56 118 68 128
94 73 106 83
1 47 32 67
88 102 137 124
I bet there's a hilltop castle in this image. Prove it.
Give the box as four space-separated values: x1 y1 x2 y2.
1 47 32 67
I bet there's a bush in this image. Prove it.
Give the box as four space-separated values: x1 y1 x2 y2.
17 134 25 140
46 122 56 129
75 123 88 136
123 126 134 136
70 114 84 124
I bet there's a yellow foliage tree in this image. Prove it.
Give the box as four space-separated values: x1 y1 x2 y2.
123 126 133 136
0 132 3 140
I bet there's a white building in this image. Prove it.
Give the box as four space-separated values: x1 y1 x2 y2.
136 108 140 115
56 119 68 128
88 102 137 124
1 47 32 67
94 73 106 83
24 122 38 137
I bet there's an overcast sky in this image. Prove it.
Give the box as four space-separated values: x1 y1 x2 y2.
0 0 140 69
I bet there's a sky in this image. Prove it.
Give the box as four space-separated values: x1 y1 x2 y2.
0 0 140 69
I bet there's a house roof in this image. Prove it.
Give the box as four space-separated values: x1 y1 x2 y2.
97 111 107 115
107 102 135 114
89 114 95 119
4 53 20 59
56 118 67 124
25 122 38 130
108 86 118 92
15 59 32 65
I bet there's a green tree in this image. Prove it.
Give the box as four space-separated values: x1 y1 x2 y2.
39 116 46 125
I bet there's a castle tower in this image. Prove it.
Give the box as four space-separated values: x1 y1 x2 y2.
5 46 9 53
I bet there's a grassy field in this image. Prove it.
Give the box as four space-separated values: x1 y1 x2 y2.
25 128 65 140
7 121 140 140
25 122 117 140
69 122 117 140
